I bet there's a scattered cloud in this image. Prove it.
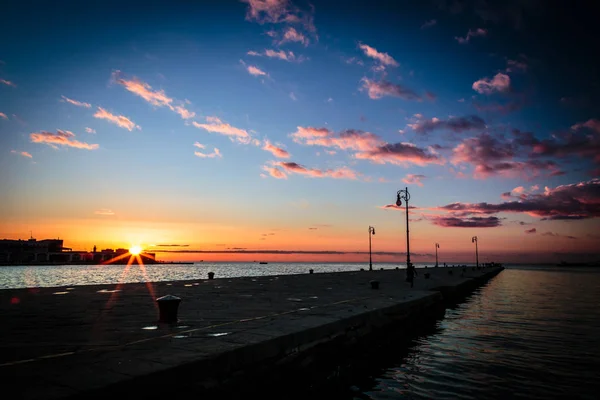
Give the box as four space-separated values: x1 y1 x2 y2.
60 95 91 108
94 107 140 131
421 19 437 29
112 70 195 119
279 27 309 46
0 112 7 120
289 92 297 101
265 161 359 180
431 215 501 227
85 127 96 134
246 64 268 76
11 150 32 158
263 140 291 158
30 129 99 150
358 43 399 67
242 0 316 33
291 126 385 151
0 79 16 87
506 58 528 73
355 142 444 166
360 78 423 101
247 48 304 62
194 147 222 158
472 73 511 94
402 174 426 186
525 228 537 234
94 209 115 216
192 116 251 144
408 115 486 135
455 28 488 44
435 178 600 221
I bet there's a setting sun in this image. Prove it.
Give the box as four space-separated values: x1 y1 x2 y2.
129 245 142 255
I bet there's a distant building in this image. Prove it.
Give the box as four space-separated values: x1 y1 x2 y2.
0 237 156 265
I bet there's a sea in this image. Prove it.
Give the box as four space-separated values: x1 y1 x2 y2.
2 263 599 399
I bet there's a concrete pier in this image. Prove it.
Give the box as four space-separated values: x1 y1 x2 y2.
0 266 503 399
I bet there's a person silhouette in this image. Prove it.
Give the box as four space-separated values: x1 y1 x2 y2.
406 263 417 288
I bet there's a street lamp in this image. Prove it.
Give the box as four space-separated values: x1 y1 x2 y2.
396 187 411 276
472 236 479 269
435 243 440 267
368 226 375 271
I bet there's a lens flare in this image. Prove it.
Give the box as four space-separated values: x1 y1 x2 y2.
129 245 142 255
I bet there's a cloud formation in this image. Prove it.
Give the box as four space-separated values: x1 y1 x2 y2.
85 127 96 134
0 79 16 87
360 78 423 101
291 127 385 151
358 43 399 67
402 174 426 186
279 27 309 46
11 150 33 158
112 71 195 119
436 178 600 221
265 161 359 180
194 146 222 158
247 49 303 62
455 28 488 44
246 65 267 76
472 73 511 94
61 95 91 108
94 209 115 216
0 112 7 120
408 115 486 135
242 0 315 33
263 140 290 158
355 142 444 166
30 130 99 150
525 228 537 234
192 116 250 143
94 107 140 131
431 215 501 227
421 19 437 29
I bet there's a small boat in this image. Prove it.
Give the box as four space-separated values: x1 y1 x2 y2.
259 261 268 264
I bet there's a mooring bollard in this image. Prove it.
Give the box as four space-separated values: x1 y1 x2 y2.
156 294 181 323
309 269 314 274
208 271 215 280
370 280 379 289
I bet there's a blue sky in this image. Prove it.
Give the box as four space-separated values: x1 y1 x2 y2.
1 0 599 263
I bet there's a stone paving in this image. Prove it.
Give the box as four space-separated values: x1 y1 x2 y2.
0 265 502 399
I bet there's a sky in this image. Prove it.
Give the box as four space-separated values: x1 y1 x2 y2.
1 0 599 264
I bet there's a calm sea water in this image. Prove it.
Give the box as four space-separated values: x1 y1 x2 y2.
335 266 600 400
2 264 599 399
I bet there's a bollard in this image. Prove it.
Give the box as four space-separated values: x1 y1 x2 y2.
208 271 215 280
395 267 399 270
360 268 365 271
370 280 379 289
309 269 314 274
156 295 181 323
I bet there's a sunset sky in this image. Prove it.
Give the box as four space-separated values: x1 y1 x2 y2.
1 0 599 263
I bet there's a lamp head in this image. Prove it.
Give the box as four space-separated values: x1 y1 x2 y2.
372 228 375 235
396 194 402 207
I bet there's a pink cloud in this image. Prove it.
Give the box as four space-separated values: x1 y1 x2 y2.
360 78 423 101
0 79 16 87
525 228 537 234
430 215 501 227
112 71 195 119
262 165 288 179
355 142 444 166
402 174 426 186
60 95 91 108
192 117 250 143
506 59 528 73
472 73 511 94
242 0 315 32
11 150 32 158
408 115 486 135
247 65 267 76
571 118 600 133
436 178 600 221
94 107 140 131
267 161 359 180
455 28 488 44
279 27 309 46
263 140 290 158
358 43 399 67
0 112 7 120
194 147 222 158
30 130 99 150
247 49 302 62
85 127 96 134
291 126 385 151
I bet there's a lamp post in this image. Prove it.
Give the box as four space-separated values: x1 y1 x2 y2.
472 236 479 269
396 187 411 273
435 243 440 267
368 226 375 271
